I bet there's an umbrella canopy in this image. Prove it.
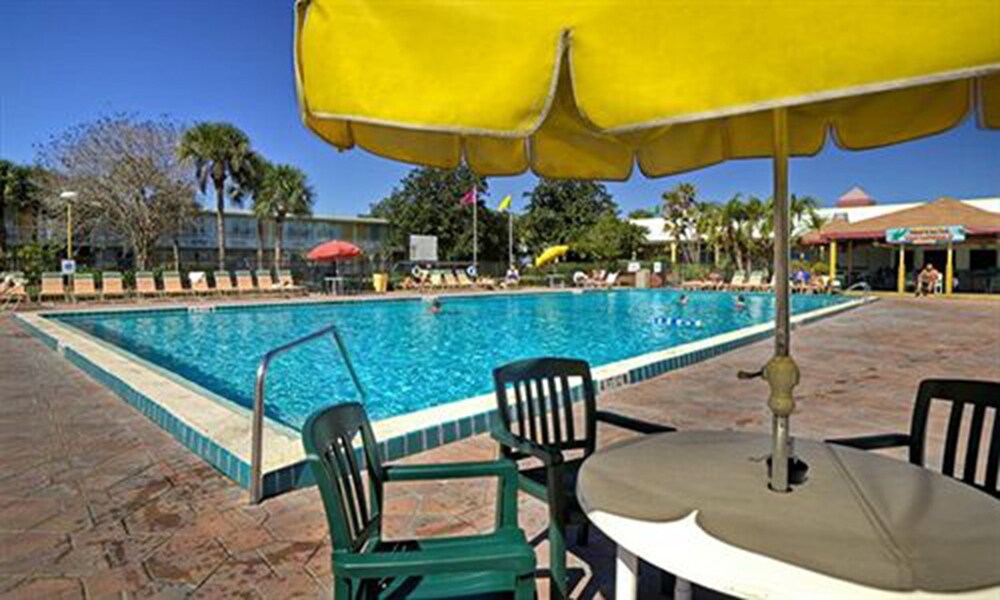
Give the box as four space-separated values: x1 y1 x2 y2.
535 245 570 268
296 0 999 179
307 240 362 262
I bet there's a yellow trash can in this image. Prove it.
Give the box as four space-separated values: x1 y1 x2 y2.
372 273 388 293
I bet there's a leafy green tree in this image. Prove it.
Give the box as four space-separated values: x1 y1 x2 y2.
177 122 254 270
370 166 506 262
626 207 657 219
0 160 43 255
661 183 698 264
519 179 617 254
254 163 314 269
575 215 648 263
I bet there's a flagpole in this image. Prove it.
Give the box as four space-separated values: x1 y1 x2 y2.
472 192 478 269
508 211 513 267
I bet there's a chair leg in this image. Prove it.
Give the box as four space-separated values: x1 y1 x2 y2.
515 574 536 600
333 576 350 599
548 519 568 600
576 522 590 546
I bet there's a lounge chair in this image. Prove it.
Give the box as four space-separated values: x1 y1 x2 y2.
1 272 28 310
189 271 212 295
303 402 537 599
722 270 746 291
100 272 126 300
584 270 607 288
71 273 99 301
235 270 257 294
213 271 235 294
134 272 160 298
456 271 479 289
443 271 462 289
255 269 282 294
733 270 765 291
492 358 675 599
277 269 304 293
40 272 66 302
594 271 619 288
429 272 445 289
162 271 189 296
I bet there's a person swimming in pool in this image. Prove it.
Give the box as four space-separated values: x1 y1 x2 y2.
735 294 747 310
678 294 689 306
428 297 442 314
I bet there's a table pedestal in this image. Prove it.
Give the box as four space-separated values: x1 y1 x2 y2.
615 546 691 600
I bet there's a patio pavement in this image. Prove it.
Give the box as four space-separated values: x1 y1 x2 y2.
0 296 996 599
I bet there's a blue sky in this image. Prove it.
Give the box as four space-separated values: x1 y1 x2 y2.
2 0 997 217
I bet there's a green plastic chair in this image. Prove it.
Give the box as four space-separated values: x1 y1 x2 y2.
303 402 537 599
492 357 676 600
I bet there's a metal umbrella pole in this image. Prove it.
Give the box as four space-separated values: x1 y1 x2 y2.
766 107 800 493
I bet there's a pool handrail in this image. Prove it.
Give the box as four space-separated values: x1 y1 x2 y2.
251 323 366 504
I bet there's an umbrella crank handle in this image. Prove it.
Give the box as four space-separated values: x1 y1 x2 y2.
737 368 765 380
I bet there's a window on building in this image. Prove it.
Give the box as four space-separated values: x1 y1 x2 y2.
969 249 998 271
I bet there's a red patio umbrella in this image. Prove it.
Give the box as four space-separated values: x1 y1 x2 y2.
307 240 362 262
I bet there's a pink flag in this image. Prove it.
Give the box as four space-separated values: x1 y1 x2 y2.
459 187 477 206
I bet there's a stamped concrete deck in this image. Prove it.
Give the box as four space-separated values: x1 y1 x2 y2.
1 297 997 599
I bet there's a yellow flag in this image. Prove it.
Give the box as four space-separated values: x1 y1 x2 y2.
497 194 513 212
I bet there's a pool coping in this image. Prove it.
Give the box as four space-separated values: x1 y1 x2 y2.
13 291 875 500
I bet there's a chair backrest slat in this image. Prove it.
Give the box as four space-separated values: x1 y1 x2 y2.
909 379 999 497
963 404 987 485
941 401 965 477
494 357 597 454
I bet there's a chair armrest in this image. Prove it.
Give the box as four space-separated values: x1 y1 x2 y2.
826 433 911 451
385 460 517 482
336 541 535 579
491 427 564 466
595 410 676 434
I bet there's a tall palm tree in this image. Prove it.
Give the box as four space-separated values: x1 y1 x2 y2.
661 183 698 264
177 123 253 270
256 164 314 269
228 153 270 270
693 201 724 267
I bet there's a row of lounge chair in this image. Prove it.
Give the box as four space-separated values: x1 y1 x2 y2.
4 269 303 303
681 270 829 293
574 270 620 288
399 270 496 291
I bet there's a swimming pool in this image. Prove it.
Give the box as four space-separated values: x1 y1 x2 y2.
52 290 849 430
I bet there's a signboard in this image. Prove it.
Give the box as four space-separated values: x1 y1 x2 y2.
885 226 965 245
408 234 438 262
627 261 642 273
653 261 663 274
60 259 76 275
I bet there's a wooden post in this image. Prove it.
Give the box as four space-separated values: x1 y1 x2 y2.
945 241 954 294
897 245 906 293
670 241 678 265
829 240 837 283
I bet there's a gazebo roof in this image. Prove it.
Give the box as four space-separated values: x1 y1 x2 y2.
804 198 1000 244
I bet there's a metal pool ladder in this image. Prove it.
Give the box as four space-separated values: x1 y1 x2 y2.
250 324 366 504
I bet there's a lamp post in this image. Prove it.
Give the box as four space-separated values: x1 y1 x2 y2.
60 191 79 258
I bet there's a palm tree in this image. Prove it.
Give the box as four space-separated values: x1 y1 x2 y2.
661 183 698 264
692 201 724 268
255 164 314 269
228 153 270 270
177 123 253 270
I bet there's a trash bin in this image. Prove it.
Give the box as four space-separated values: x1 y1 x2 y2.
372 273 388 293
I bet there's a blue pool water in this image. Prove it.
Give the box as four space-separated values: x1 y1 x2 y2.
53 290 847 429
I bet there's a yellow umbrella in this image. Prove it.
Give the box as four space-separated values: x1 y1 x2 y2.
294 0 1000 502
535 245 570 268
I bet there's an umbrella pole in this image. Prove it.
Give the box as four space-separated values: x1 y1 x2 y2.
473 195 478 269
768 107 799 493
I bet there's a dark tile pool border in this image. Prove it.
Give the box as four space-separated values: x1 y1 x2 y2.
15 294 873 500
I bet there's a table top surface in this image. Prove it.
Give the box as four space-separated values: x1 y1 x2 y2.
577 430 1000 598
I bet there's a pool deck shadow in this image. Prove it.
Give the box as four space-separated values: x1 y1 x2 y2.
0 296 997 599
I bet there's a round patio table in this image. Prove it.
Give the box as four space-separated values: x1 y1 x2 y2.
576 431 1000 600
